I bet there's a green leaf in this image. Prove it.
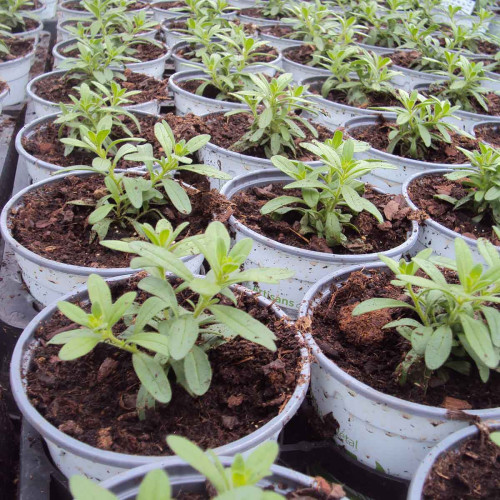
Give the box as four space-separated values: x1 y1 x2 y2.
58 336 101 361
460 314 499 369
123 177 144 209
108 291 137 327
132 352 172 403
341 185 364 212
483 307 500 347
490 432 500 447
162 315 199 360
352 298 412 316
259 107 273 129
260 196 304 215
162 179 191 214
138 277 178 312
88 204 114 224
57 301 90 327
425 325 453 370
87 274 113 319
234 268 294 284
183 345 212 396
134 296 168 332
455 238 474 288
209 305 276 351
129 332 170 357
137 470 171 500
70 475 117 500
244 441 279 484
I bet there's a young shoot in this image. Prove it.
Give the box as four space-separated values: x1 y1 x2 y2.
353 238 500 388
260 131 395 248
49 221 294 416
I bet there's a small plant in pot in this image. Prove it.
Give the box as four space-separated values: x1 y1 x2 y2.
219 131 419 314
11 221 310 479
298 237 500 479
0 0 41 38
403 141 500 261
240 0 290 24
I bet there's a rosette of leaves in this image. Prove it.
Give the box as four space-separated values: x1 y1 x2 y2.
353 238 500 387
49 221 294 416
260 131 395 248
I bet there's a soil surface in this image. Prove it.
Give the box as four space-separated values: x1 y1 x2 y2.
153 0 185 8
231 184 413 254
0 37 34 62
306 269 500 408
20 0 43 10
284 44 316 66
9 174 231 267
33 69 167 105
202 112 333 160
61 41 167 63
62 0 146 10
408 174 500 244
259 25 296 39
26 279 304 454
22 112 209 168
175 44 278 64
240 7 284 20
177 79 243 102
474 123 500 148
388 50 421 70
423 425 500 499
348 116 479 164
11 17 39 34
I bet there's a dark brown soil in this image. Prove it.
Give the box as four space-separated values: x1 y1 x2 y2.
306 269 500 408
0 80 7 93
175 44 278 64
259 25 295 38
178 79 242 102
11 17 39 34
26 278 304 455
474 123 500 148
164 19 187 31
9 174 231 267
240 7 284 20
33 69 167 105
284 44 316 66
202 112 333 160
388 50 421 70
231 184 413 254
408 174 500 244
423 425 500 499
61 42 167 63
0 37 34 62
20 0 43 10
348 117 479 163
62 0 146 10
22 112 209 168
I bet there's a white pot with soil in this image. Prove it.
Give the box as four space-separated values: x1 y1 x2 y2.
170 41 282 75
219 170 419 316
402 169 500 262
26 70 164 120
10 275 310 479
53 38 170 79
0 172 205 305
281 46 330 83
161 17 188 48
300 75 397 128
257 24 305 51
14 17 43 44
57 0 94 22
0 39 36 106
169 70 250 116
238 9 283 26
298 263 500 480
344 116 475 194
407 423 500 499
469 119 500 147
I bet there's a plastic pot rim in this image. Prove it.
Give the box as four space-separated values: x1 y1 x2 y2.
0 44 36 69
281 46 330 76
219 169 420 262
297 261 500 420
10 277 310 470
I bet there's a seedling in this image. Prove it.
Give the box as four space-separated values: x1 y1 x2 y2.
0 0 31 32
228 73 320 158
260 131 394 248
50 221 293 415
353 238 500 387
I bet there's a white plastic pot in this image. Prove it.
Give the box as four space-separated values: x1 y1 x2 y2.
407 423 500 500
0 81 9 109
238 11 282 26
300 76 397 128
161 17 188 48
198 112 329 189
100 458 321 498
26 70 161 120
345 116 473 194
402 169 500 262
0 172 205 306
298 263 500 479
14 17 43 44
39 0 57 19
10 277 310 479
258 25 305 51
227 0 254 7
0 45 36 106
219 170 419 316
151 0 235 21
469 119 500 143
170 41 282 74
169 70 249 116
57 1 94 22
53 38 170 79
356 41 397 56
281 46 330 83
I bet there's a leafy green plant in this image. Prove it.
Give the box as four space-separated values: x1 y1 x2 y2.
373 89 463 160
228 73 319 158
0 0 31 32
259 0 288 19
260 131 394 248
49 221 293 415
436 142 500 225
491 431 500 447
316 45 360 94
178 17 226 62
62 119 228 240
353 238 500 387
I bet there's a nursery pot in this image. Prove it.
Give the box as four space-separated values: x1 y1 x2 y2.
238 11 283 26
161 17 188 48
26 70 162 120
169 70 250 116
100 458 320 498
57 0 94 22
10 277 310 479
14 17 43 44
151 0 188 22
300 75 397 128
402 169 500 263
344 116 473 194
298 263 500 480
469 119 500 143
281 46 330 83
0 45 36 106
0 172 205 306
52 38 170 80
407 422 500 500
170 41 282 75
219 170 419 316
257 24 305 51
